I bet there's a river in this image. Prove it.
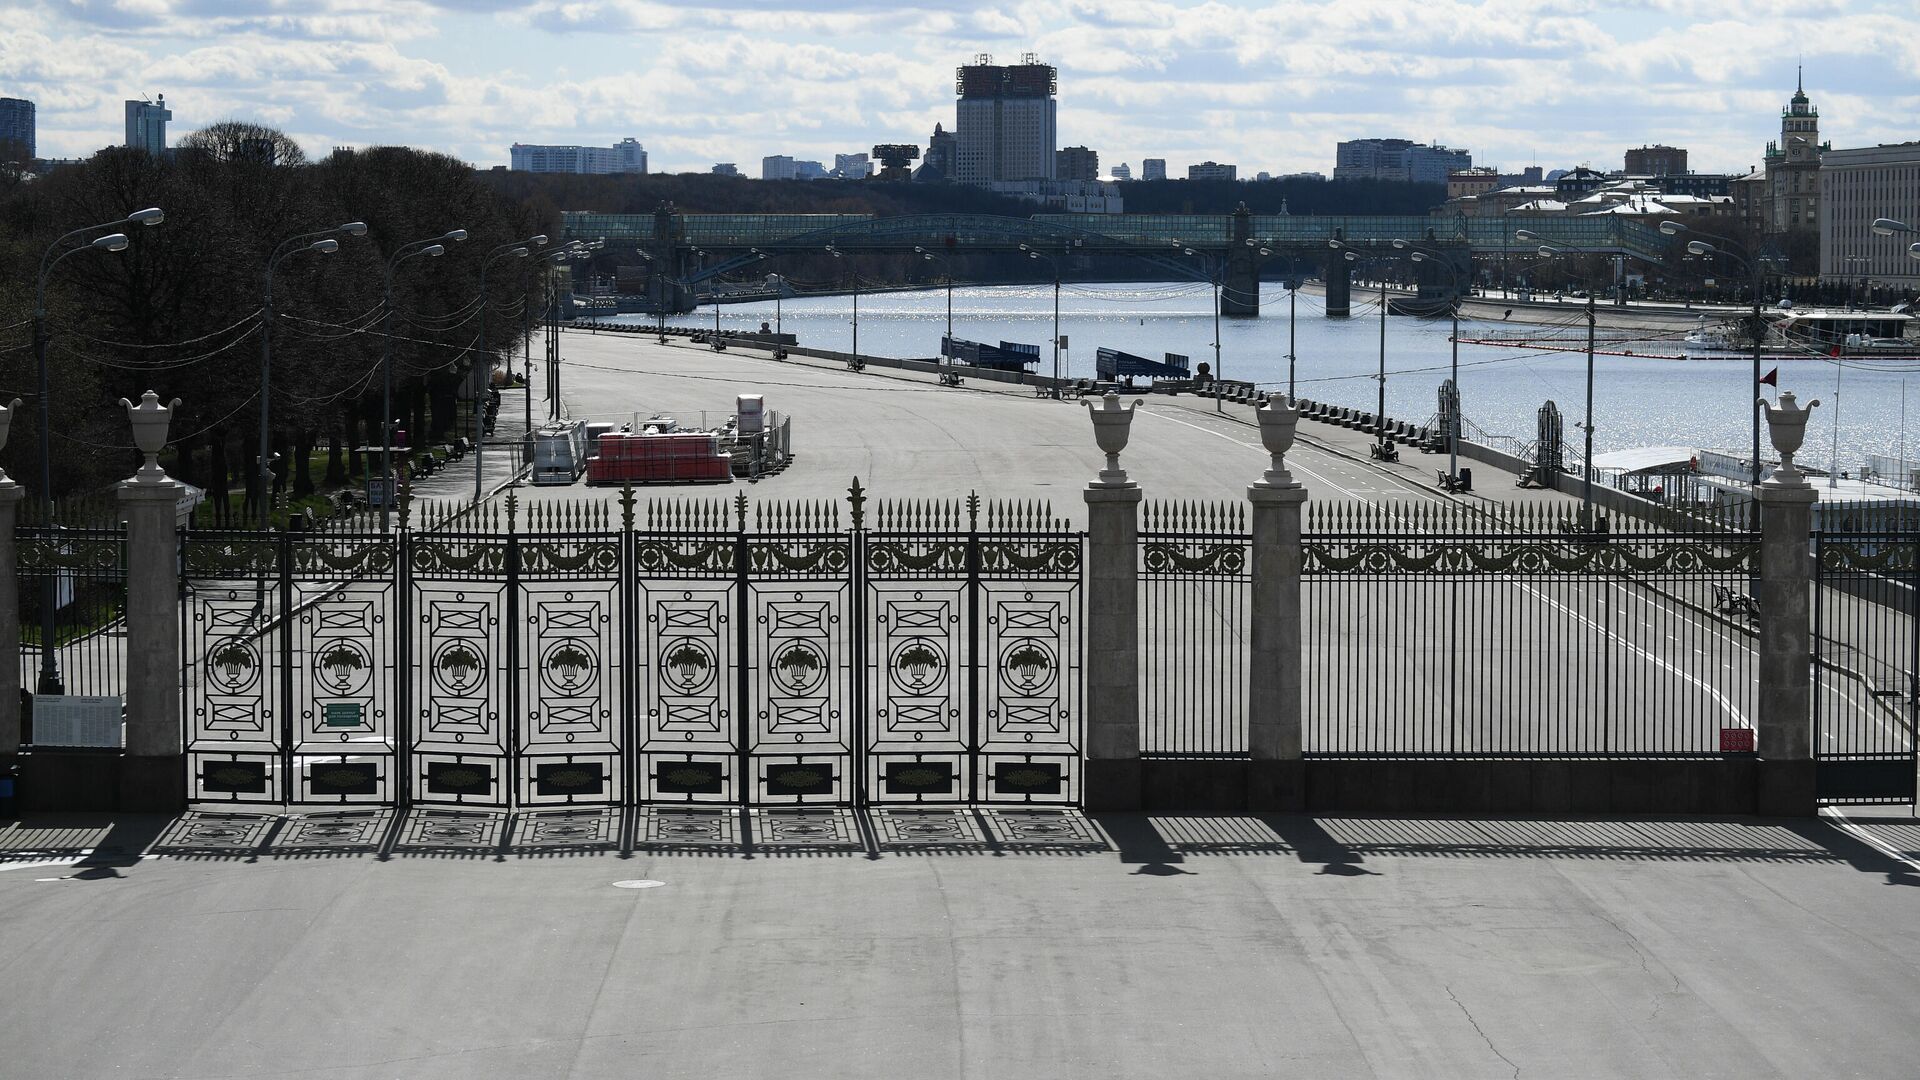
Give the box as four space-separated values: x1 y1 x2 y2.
613 282 1920 476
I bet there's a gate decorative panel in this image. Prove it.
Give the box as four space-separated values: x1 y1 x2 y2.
182 486 1088 810
409 531 510 807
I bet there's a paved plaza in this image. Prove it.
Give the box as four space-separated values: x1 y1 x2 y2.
3 809 1919 1079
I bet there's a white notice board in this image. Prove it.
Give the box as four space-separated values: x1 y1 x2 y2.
33 695 125 748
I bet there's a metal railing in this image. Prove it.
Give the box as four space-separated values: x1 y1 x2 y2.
1813 503 1920 804
1139 501 1250 757
1301 501 1759 758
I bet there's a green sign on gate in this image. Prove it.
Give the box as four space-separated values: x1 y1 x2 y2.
323 702 364 728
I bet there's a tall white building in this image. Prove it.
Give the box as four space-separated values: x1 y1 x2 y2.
509 138 647 175
125 95 171 156
833 153 871 179
954 54 1057 184
1141 158 1167 181
1820 141 1920 287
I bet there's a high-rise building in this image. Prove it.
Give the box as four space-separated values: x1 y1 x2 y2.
1141 158 1167 181
915 124 956 181
125 95 171 156
1187 161 1237 181
0 97 34 162
1110 162 1131 181
954 53 1057 183
1055 145 1098 182
509 138 646 175
762 155 797 180
1763 68 1826 232
833 153 871 179
1820 141 1920 287
1625 145 1688 176
712 163 740 176
1333 138 1470 183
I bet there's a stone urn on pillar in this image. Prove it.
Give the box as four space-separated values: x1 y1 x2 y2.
121 390 182 484
1084 391 1141 487
1255 395 1301 488
1759 390 1820 487
0 397 21 482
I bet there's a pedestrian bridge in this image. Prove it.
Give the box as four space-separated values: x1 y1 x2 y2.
560 208 1671 316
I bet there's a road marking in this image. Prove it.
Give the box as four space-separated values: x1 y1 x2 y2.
1822 808 1920 875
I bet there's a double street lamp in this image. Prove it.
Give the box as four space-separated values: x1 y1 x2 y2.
380 229 466 530
32 206 164 693
1331 240 1396 459
914 245 955 361
1519 230 1600 524
1656 221 1768 489
260 221 367 529
1394 239 1469 491
1020 244 1064 387
474 235 549 497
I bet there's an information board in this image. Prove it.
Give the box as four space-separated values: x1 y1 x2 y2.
33 696 125 748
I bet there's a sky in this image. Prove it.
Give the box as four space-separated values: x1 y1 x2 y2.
3 0 1918 178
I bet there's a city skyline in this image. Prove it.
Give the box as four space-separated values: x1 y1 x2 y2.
2 0 1917 176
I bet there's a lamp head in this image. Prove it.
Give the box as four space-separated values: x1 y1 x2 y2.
1182 247 1194 255
424 244 445 257
530 234 549 247
510 247 529 258
442 229 468 242
130 207 164 226
1908 242 1920 260
1658 220 1686 236
1257 248 1271 256
1328 239 1344 249
1514 229 1537 242
339 221 368 237
1410 251 1429 262
1391 238 1409 249
311 239 339 254
1343 250 1359 262
1872 218 1908 236
1537 246 1555 258
1686 240 1713 255
93 233 130 252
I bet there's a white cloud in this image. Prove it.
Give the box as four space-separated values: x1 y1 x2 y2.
0 0 1911 176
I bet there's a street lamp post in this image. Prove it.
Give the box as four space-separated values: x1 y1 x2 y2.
1659 221 1768 490
1400 243 1468 491
826 245 860 360
1022 243 1065 387
31 207 162 693
380 229 465 530
1333 241 1394 457
260 222 365 530
474 235 548 497
916 246 954 359
1525 238 1599 524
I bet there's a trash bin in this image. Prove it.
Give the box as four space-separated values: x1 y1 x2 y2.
0 762 18 820
1459 467 1473 491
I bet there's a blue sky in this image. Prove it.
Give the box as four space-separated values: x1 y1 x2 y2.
4 0 1916 177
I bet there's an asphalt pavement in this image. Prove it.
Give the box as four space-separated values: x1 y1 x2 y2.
3 808 1919 1079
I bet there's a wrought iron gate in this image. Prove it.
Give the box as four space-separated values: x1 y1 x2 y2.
182 489 1083 809
1813 506 1920 805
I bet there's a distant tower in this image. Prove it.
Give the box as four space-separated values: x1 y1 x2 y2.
1762 66 1824 231
0 97 34 161
125 94 171 155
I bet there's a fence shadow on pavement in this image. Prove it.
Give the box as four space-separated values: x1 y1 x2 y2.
11 809 1918 882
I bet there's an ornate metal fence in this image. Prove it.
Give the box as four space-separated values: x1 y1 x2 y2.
17 525 128 704
182 487 1083 809
1813 502 1919 804
1138 501 1249 757
1302 502 1760 758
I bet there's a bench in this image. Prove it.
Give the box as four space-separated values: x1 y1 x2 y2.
939 371 964 387
1369 441 1400 463
1712 585 1760 619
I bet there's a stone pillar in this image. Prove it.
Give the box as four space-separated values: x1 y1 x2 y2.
1754 390 1820 816
1248 399 1307 809
1083 485 1142 809
1081 392 1143 809
1324 254 1351 317
117 392 186 811
1222 202 1260 317
0 481 22 754
117 480 183 808
1755 481 1817 814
